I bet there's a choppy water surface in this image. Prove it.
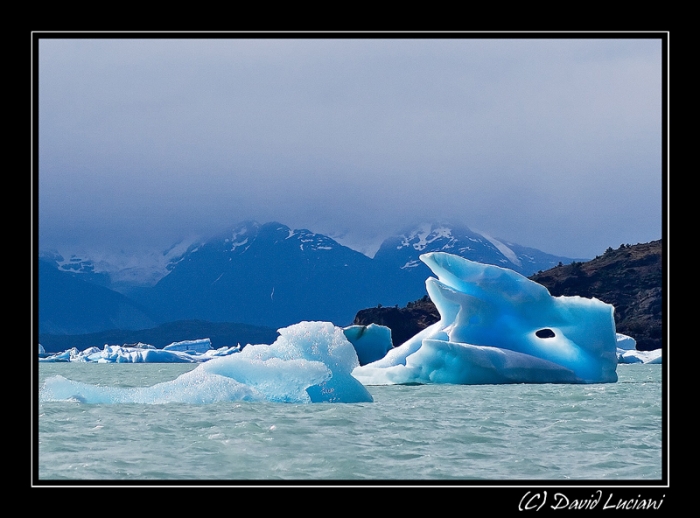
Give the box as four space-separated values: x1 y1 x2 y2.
37 363 663 481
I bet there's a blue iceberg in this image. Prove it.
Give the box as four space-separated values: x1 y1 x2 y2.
40 321 373 404
352 252 618 385
342 324 393 366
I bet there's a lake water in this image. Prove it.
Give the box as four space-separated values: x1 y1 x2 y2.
35 363 663 482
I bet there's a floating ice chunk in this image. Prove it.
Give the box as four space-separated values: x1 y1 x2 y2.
201 345 241 358
343 324 393 365
617 349 663 364
163 338 212 353
132 342 156 349
206 321 373 403
99 345 199 363
637 350 662 364
39 341 222 364
40 370 263 404
616 333 637 351
39 347 79 363
617 348 662 364
69 346 101 362
40 321 373 404
614 333 662 364
353 252 618 385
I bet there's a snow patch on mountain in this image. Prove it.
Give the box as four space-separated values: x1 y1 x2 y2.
226 227 250 252
41 236 202 287
476 231 522 268
293 229 341 252
399 223 455 251
228 238 249 252
401 259 422 270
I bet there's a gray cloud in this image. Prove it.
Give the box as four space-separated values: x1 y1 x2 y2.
38 36 663 259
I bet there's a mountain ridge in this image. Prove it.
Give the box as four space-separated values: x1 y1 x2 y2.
374 222 585 276
37 220 587 335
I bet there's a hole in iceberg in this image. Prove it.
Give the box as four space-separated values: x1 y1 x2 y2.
535 328 556 339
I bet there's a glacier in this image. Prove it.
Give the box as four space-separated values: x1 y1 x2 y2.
352 252 618 385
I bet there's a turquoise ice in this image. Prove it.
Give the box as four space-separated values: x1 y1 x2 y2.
41 321 373 404
352 252 618 385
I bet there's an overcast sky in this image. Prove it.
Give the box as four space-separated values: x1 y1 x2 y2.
36 35 664 259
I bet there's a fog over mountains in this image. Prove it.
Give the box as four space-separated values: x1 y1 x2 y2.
38 221 582 335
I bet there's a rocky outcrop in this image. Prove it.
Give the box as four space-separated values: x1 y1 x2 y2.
353 295 440 347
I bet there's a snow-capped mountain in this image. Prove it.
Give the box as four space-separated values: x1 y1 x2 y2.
39 237 201 290
39 250 112 287
130 221 423 328
37 220 583 335
374 223 583 277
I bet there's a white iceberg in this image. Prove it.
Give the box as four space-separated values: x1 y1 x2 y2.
40 321 373 404
616 334 662 364
353 252 619 385
39 343 205 363
163 338 212 353
38 338 244 364
38 348 75 362
616 333 637 351
39 324 388 366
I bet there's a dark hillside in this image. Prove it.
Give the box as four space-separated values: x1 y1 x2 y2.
38 258 157 335
354 296 440 347
530 240 662 350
